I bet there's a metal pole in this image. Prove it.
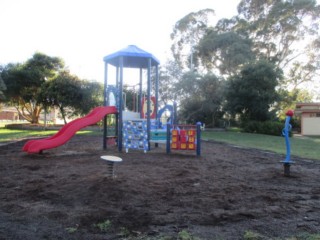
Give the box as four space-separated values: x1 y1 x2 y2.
147 58 151 151
166 122 171 154
155 64 159 127
103 62 108 150
118 57 124 152
115 66 119 145
139 68 143 118
196 122 201 156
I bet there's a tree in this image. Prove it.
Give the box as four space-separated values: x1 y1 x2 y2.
0 66 6 101
175 72 225 126
158 60 183 106
234 0 320 114
276 87 313 120
170 9 215 70
225 60 282 122
123 85 139 112
38 71 103 124
181 0 319 119
79 80 104 114
1 53 64 123
197 30 255 75
235 0 320 85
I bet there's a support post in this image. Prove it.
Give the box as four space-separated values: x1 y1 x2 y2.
147 58 151 151
118 57 123 152
166 123 171 154
155 64 159 127
115 66 119 147
103 62 108 150
139 68 143 118
196 122 201 156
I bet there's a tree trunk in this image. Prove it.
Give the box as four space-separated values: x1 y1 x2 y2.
31 106 41 124
212 112 215 128
16 104 42 124
59 105 67 124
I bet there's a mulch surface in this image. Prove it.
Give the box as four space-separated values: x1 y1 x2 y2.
0 135 319 239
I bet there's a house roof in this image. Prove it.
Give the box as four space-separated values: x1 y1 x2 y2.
0 106 18 113
296 102 320 107
295 102 320 114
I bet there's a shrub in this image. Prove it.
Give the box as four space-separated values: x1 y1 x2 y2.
242 121 292 137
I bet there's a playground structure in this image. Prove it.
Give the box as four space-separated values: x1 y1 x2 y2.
103 45 159 152
103 45 201 155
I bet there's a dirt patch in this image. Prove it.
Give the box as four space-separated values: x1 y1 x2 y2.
0 136 319 239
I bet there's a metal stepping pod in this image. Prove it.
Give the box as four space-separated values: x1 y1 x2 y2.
100 155 122 178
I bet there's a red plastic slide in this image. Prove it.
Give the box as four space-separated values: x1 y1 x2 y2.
22 106 117 154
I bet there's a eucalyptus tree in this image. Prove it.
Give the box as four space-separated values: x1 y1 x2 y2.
196 0 319 77
233 0 319 87
197 30 255 76
158 59 183 106
170 9 215 70
166 0 319 124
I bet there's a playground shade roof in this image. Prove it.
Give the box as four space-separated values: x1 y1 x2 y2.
103 45 160 68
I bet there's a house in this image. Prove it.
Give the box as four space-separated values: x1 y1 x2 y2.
0 106 20 121
0 105 65 124
295 102 320 136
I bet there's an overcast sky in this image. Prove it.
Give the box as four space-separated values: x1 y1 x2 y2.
1 0 242 82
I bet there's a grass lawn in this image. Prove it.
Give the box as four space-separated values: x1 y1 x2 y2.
0 121 106 143
0 128 58 142
0 123 319 160
202 130 320 160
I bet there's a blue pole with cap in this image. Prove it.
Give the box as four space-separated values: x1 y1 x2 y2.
282 110 294 176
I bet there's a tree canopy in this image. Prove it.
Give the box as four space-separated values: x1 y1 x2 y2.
39 71 103 124
1 53 64 123
0 66 6 101
224 60 283 122
175 72 225 126
170 9 215 69
166 0 320 125
197 30 254 75
1 53 103 124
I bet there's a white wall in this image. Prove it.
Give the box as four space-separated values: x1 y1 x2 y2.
302 118 320 135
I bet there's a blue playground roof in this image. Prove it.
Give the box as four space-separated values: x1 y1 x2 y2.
103 45 160 68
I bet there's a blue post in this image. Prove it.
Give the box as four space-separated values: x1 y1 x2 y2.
283 116 292 163
196 122 201 156
282 110 294 176
147 58 152 151
118 57 124 152
166 123 171 154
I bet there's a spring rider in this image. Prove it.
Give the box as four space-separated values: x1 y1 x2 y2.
282 109 294 176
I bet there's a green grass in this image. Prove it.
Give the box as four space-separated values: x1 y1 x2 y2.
1 123 319 160
0 124 105 143
202 130 320 160
0 128 58 142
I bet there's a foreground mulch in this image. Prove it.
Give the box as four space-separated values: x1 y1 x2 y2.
0 135 319 240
